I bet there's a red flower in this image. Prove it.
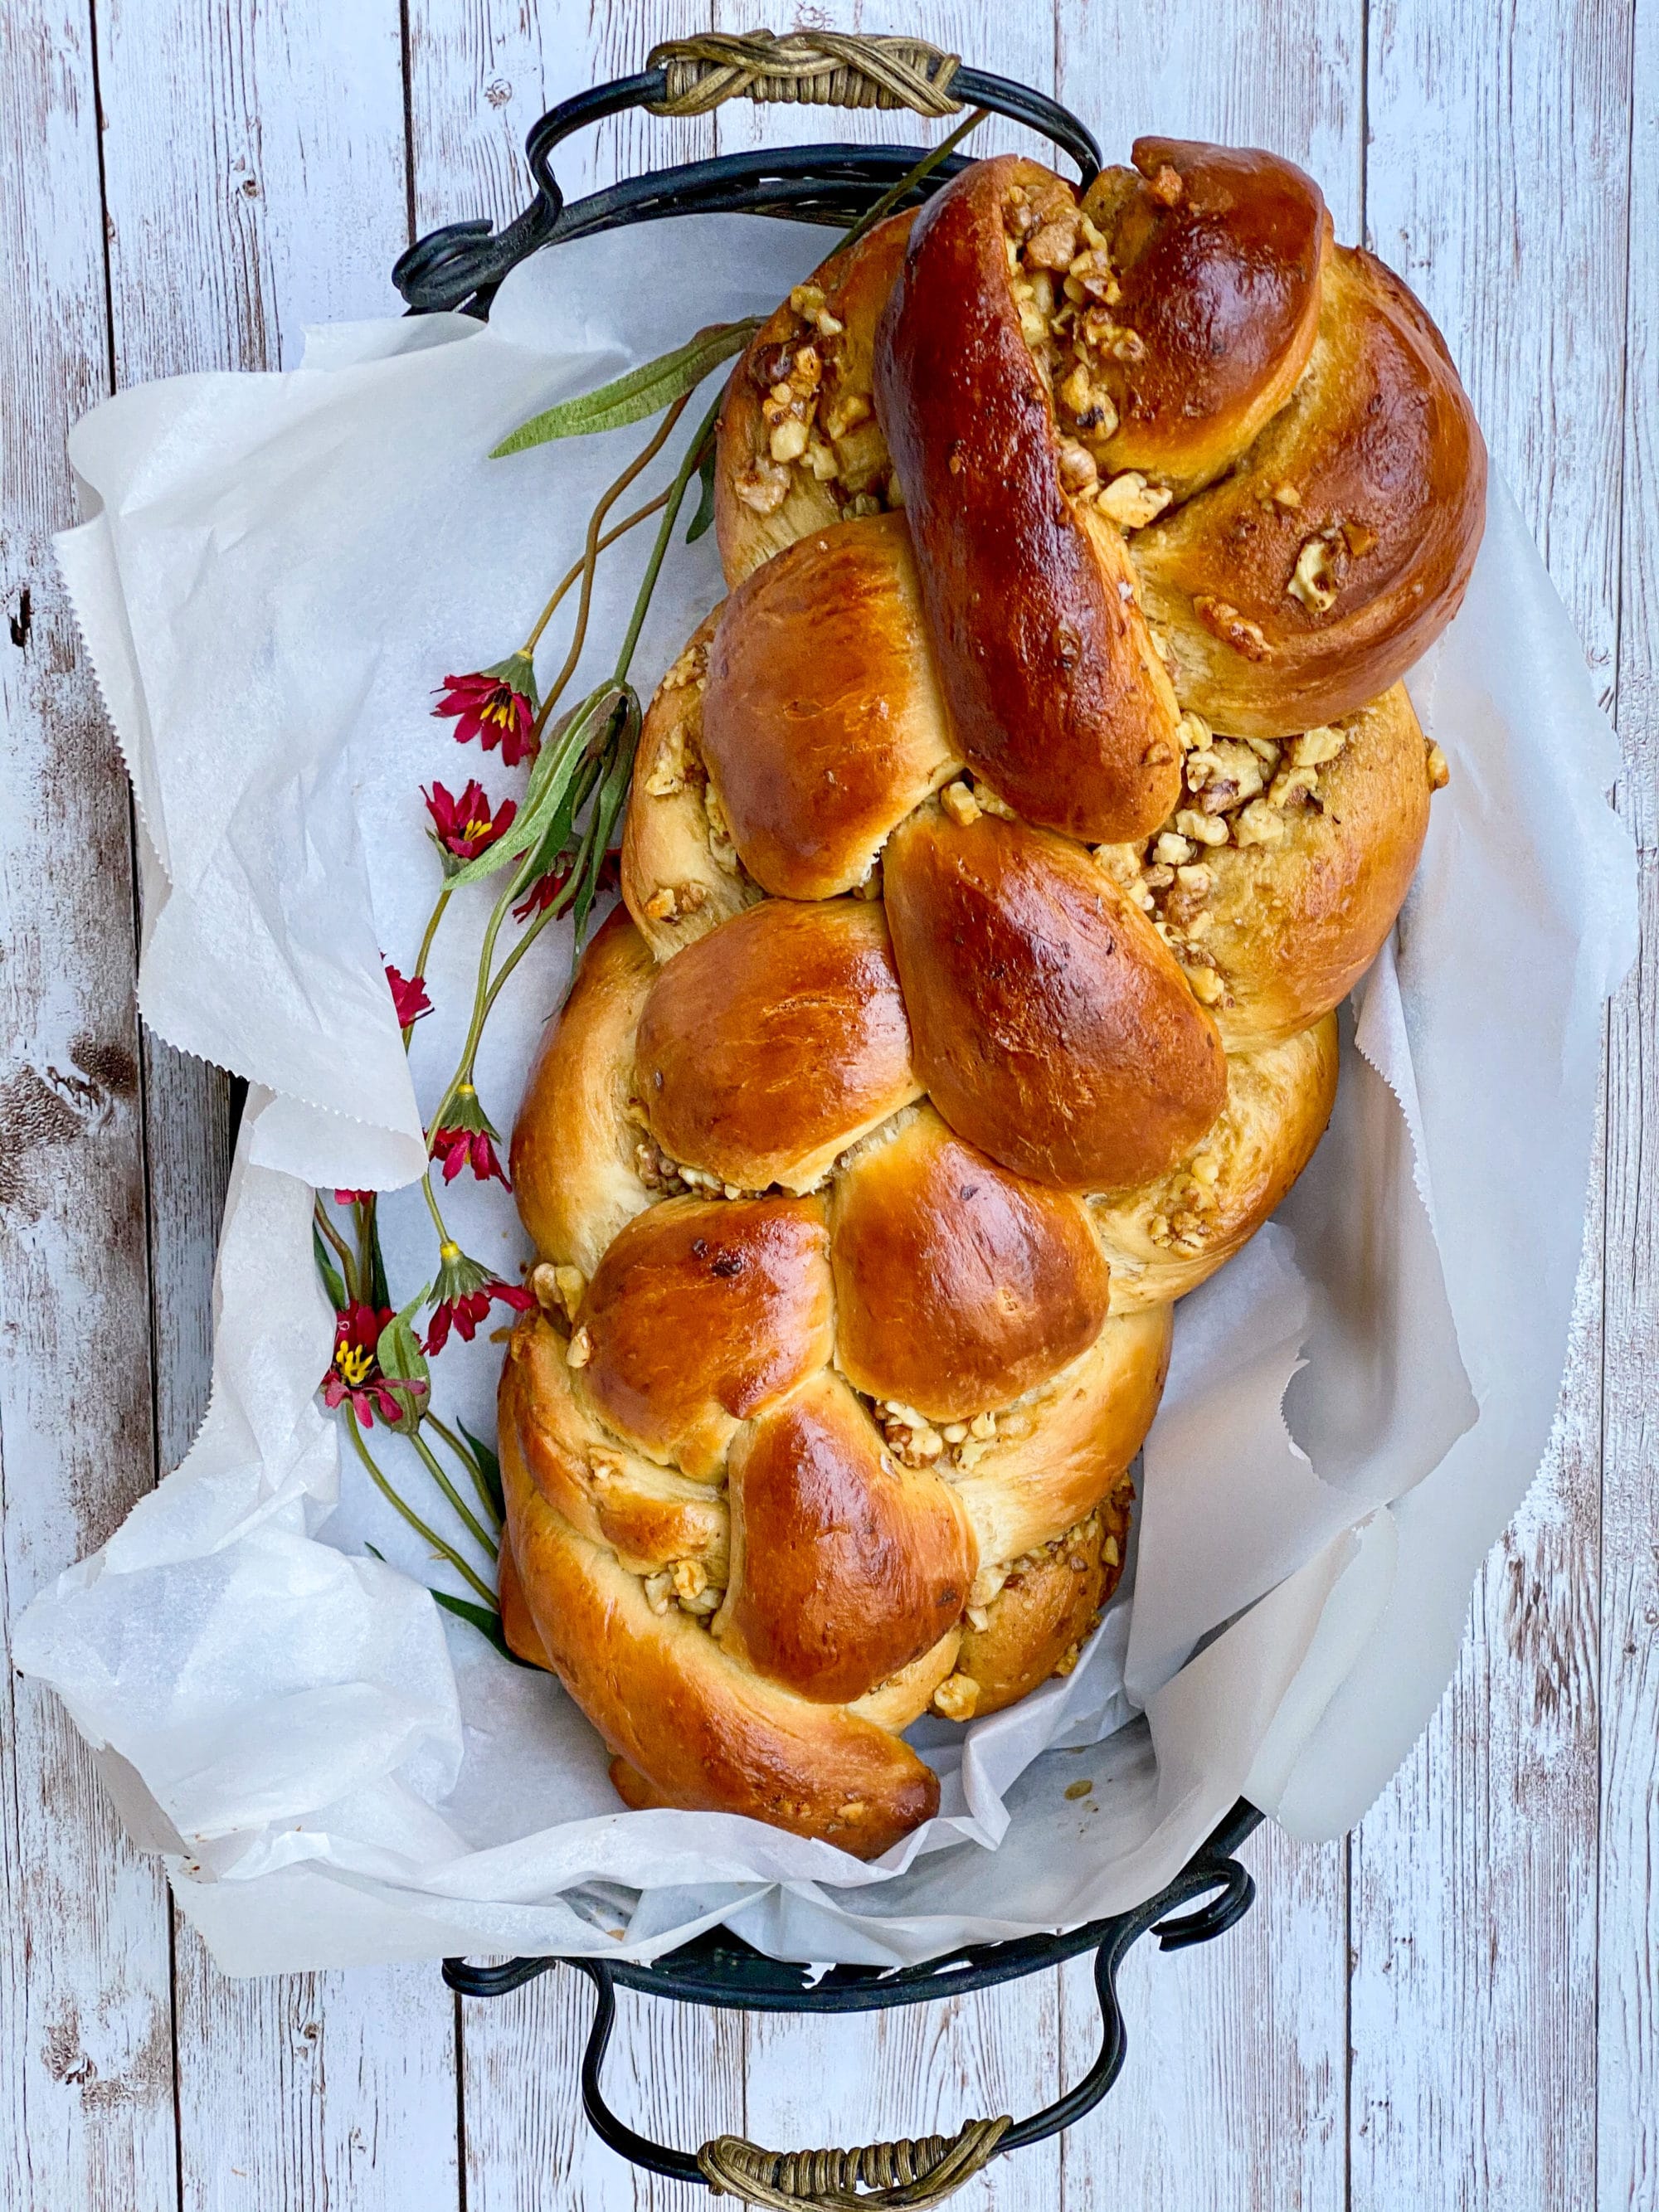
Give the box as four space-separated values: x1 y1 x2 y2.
513 845 621 922
433 651 539 768
428 1081 508 1188
432 1123 509 1188
321 1302 424 1428
425 1242 535 1356
386 963 431 1028
333 1188 375 1205
424 779 518 873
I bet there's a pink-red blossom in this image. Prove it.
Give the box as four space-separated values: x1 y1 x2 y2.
321 1302 424 1428
386 963 431 1029
432 652 539 767
423 779 518 870
431 1122 509 1188
425 1241 534 1355
513 844 621 922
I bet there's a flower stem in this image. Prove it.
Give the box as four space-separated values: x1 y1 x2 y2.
421 1171 453 1245
314 1199 362 1305
426 1411 504 1529
613 392 723 685
410 1427 499 1558
344 1410 496 1605
521 490 671 655
404 888 451 1045
531 393 691 741
485 876 577 1014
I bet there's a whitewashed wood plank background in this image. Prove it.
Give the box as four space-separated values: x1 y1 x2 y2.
0 2 1650 2206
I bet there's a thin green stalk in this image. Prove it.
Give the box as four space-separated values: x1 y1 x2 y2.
314 1199 362 1305
344 1410 495 1606
838 107 989 257
612 394 722 684
521 489 670 655
420 1171 452 1245
531 394 691 741
409 1427 499 1558
484 875 577 1015
426 1412 504 1529
404 888 451 1043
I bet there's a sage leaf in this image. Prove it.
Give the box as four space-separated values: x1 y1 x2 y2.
490 319 760 458
377 1285 432 1437
312 1225 347 1313
455 1418 504 1522
686 435 718 543
426 1586 539 1669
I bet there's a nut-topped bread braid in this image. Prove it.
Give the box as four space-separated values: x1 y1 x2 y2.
500 139 1485 1857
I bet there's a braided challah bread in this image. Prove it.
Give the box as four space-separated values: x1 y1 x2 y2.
499 139 1486 1857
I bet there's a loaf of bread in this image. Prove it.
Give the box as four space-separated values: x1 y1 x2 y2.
499 139 1486 1858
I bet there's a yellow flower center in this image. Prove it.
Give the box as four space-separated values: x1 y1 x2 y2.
440 1241 461 1263
462 816 490 842
335 1343 374 1385
484 697 514 727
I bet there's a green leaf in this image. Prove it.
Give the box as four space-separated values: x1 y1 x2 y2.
685 436 718 543
837 108 990 258
428 1586 539 1670
455 1417 505 1522
377 1285 432 1437
363 1196 391 1312
490 320 761 458
312 1225 348 1312
572 692 640 947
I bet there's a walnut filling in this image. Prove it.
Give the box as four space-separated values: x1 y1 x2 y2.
1001 181 1174 532
643 1556 725 1624
734 283 901 520
931 1508 1119 1718
1093 712 1355 1008
875 1399 999 1472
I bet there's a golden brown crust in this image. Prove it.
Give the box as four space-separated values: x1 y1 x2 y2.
620 609 761 957
635 897 922 1194
499 1534 554 1670
509 907 657 1277
1092 1016 1340 1309
718 1372 976 1704
883 805 1227 1192
577 1194 834 1479
1133 247 1487 736
715 212 915 586
702 513 961 898
953 1490 1132 1718
1190 685 1433 1045
948 1305 1171 1563
874 155 1184 843
1080 140 1330 495
829 1105 1112 1421
502 1359 940 1857
509 1315 731 1578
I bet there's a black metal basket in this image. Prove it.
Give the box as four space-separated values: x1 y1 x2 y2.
402 33 1265 2205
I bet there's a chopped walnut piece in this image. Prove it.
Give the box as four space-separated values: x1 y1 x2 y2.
823 390 872 441
1177 711 1214 754
643 1569 674 1617
529 1262 562 1314
1175 808 1229 848
1427 742 1450 790
970 1410 997 1441
736 461 790 515
970 780 1019 821
1290 723 1347 768
1187 738 1266 815
1185 965 1226 1005
1147 163 1185 206
940 780 981 828
642 887 677 921
1153 830 1194 868
1271 480 1302 509
1267 763 1320 809
1093 842 1142 887
1025 213 1081 270
932 1671 980 1722
1096 470 1173 530
769 416 810 464
1232 799 1288 847
1288 532 1342 613
566 1325 592 1369
552 1265 586 1321
1058 439 1099 493
671 1558 708 1606
1194 596 1272 660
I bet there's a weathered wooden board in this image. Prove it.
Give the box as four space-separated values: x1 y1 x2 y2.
0 4 178 2210
1600 5 1658 2207
89 4 463 2207
1351 3 1632 2207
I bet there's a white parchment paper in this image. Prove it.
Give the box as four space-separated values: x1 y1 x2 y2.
12 217 1636 1974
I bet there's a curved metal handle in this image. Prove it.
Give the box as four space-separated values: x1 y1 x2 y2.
544 1833 1256 2203
392 30 1102 317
